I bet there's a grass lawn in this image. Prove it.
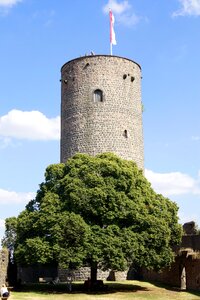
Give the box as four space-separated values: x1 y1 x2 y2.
9 281 200 300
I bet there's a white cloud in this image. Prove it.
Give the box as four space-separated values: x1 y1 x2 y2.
0 137 13 149
0 109 60 141
145 169 200 196
0 188 35 204
173 0 200 17
0 219 5 228
103 0 130 15
103 0 141 26
119 13 140 27
0 0 22 7
0 189 35 244
192 136 200 141
0 219 5 245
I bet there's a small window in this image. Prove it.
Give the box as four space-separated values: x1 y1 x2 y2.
124 130 128 138
131 76 135 82
84 62 90 69
94 89 103 102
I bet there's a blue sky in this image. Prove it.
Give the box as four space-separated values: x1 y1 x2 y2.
0 0 200 243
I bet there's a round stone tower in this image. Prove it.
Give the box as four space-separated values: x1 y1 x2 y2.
61 55 144 170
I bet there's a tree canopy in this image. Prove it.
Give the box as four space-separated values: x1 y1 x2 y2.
3 153 182 281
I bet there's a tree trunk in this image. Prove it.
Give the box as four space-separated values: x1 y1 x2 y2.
90 262 98 283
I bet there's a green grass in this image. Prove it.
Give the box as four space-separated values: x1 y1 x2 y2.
9 281 200 300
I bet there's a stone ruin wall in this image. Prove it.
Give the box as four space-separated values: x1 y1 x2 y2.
58 267 127 282
141 255 200 291
0 248 9 287
16 235 200 291
18 265 127 283
141 234 200 291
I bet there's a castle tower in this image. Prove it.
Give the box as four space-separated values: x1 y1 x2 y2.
61 55 144 170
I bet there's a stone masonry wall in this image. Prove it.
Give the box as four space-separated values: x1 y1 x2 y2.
61 55 144 170
58 267 127 282
0 248 9 286
141 261 180 288
141 234 200 291
141 255 200 291
18 265 127 283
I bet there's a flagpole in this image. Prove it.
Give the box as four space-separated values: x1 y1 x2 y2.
109 9 116 56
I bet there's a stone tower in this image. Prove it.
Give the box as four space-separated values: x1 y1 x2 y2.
60 55 144 170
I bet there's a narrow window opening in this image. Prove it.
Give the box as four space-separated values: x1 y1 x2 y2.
123 74 127 80
84 62 90 69
124 130 128 138
94 89 103 102
131 76 135 82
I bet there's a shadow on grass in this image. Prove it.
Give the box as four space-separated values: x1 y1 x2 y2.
14 282 150 295
143 280 200 298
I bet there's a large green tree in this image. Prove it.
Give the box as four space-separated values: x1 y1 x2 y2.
4 153 182 282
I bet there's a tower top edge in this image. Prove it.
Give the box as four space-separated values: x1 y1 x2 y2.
61 54 141 72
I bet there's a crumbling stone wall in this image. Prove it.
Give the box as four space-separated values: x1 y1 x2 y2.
184 256 200 290
58 267 127 282
0 248 9 286
140 234 200 291
18 265 127 283
141 255 200 291
140 259 180 288
181 235 200 250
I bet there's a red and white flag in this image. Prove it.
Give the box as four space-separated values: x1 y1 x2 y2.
109 10 117 46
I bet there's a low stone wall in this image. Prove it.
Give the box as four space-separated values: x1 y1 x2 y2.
16 232 200 290
59 267 107 281
141 261 180 288
58 267 127 281
0 248 9 286
18 264 58 283
18 264 127 283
